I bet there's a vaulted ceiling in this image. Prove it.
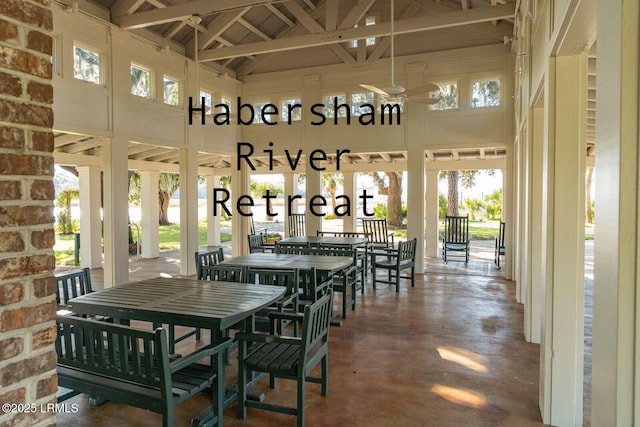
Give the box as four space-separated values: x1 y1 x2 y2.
54 0 517 171
68 0 516 78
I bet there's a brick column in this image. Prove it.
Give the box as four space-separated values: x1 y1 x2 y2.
0 1 58 426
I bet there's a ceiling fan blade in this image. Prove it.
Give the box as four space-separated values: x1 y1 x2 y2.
403 83 441 97
360 84 389 96
408 97 439 105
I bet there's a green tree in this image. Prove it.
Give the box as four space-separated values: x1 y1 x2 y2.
483 189 503 220
439 193 448 219
158 173 180 225
56 188 79 234
585 167 594 224
370 172 403 227
471 80 500 107
439 170 494 216
463 197 484 221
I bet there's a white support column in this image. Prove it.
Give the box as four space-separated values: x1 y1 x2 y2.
302 75 321 236
284 173 299 237
140 170 159 259
503 142 514 280
231 163 250 255
179 148 199 276
527 108 543 345
77 165 102 269
425 169 439 258
206 175 221 246
102 137 129 287
539 54 587 426
592 0 640 424
342 171 356 232
304 165 322 235
406 63 426 273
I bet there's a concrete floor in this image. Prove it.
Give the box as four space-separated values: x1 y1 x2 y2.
57 242 546 427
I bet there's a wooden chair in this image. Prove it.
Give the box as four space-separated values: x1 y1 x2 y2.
244 268 300 333
248 233 271 253
288 213 306 237
250 215 268 239
55 268 94 311
195 248 224 280
317 230 370 281
297 267 332 312
361 218 394 250
495 221 506 269
310 245 359 318
274 241 310 254
236 290 333 427
371 238 417 292
441 215 470 265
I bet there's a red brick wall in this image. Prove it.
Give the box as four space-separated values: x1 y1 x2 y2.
0 0 57 426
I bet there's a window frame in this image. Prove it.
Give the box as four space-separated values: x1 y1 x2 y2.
72 42 102 85
280 96 303 123
322 93 349 119
162 75 181 107
429 81 460 112
470 77 501 109
130 62 153 99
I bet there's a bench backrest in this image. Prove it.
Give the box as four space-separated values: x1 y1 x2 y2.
443 215 469 244
274 241 310 254
316 231 369 239
56 315 170 392
56 268 93 307
200 264 244 282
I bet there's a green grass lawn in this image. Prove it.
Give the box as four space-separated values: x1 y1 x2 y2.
55 222 231 265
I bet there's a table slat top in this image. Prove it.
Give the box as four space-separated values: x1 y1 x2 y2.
221 253 353 274
67 277 285 330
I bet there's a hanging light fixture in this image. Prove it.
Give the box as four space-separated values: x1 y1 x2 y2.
189 14 210 115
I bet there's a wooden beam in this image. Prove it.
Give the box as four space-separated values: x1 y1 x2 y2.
283 0 355 64
115 0 281 30
325 0 338 30
367 3 420 62
266 4 295 27
200 3 515 62
338 0 376 30
109 0 144 18
237 0 330 75
199 9 249 50
238 17 271 41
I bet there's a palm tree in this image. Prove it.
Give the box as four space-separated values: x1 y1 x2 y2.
322 173 343 211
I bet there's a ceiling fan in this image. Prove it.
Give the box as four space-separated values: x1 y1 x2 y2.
360 0 439 105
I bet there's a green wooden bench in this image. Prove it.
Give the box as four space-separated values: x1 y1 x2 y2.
55 314 231 427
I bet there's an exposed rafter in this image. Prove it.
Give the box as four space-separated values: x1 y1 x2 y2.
114 0 281 30
198 4 516 62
